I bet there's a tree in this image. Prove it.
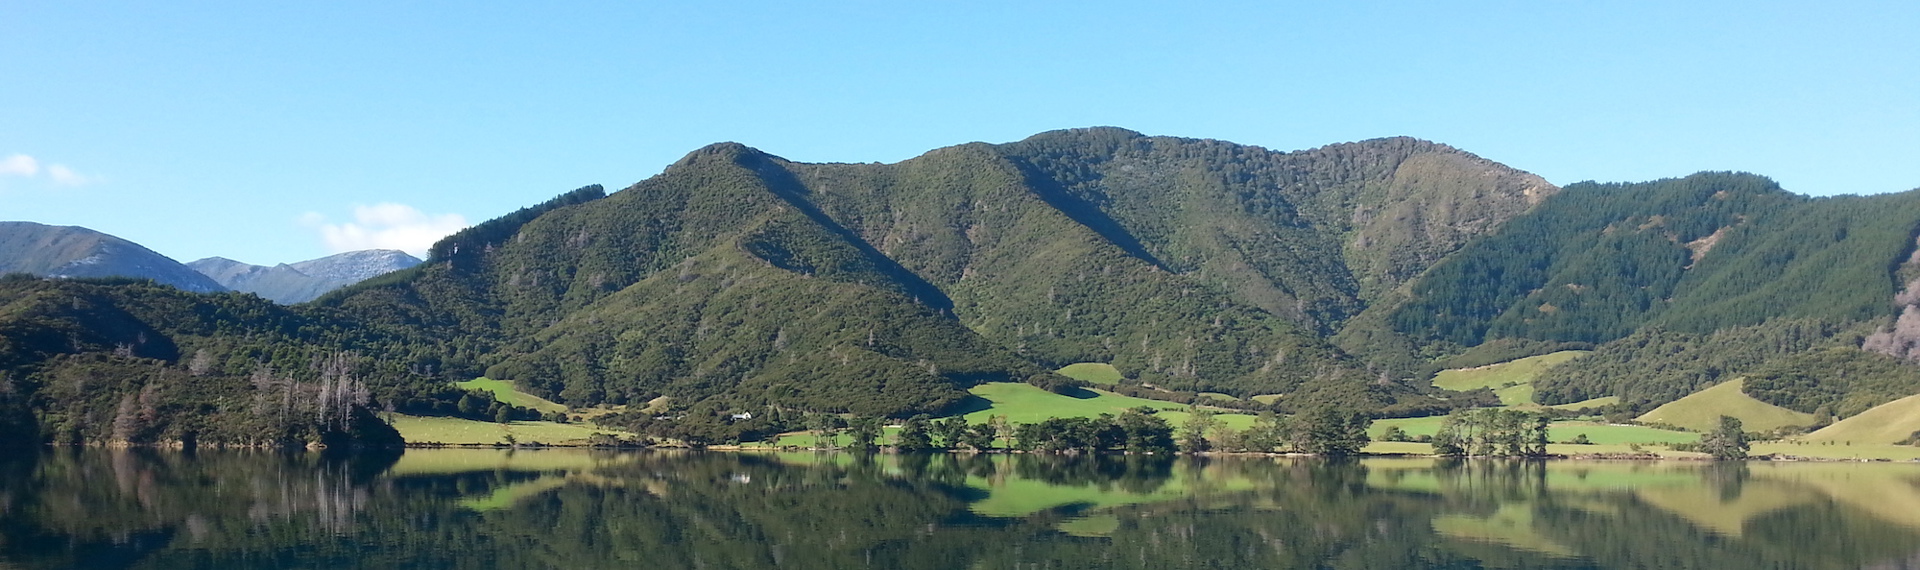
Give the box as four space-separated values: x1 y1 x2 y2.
1180 409 1220 453
1433 408 1549 457
932 416 969 450
989 415 1012 450
848 417 882 451
1116 407 1175 454
494 406 513 424
1381 426 1410 442
810 414 845 450
1242 411 1288 452
1291 406 1371 457
1528 414 1551 456
1700 415 1749 460
895 415 934 452
961 423 998 451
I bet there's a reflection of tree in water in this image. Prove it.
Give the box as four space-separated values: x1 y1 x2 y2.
0 448 399 568
5 451 1920 569
1009 454 1175 495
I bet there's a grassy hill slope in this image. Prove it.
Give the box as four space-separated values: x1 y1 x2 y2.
1431 350 1588 406
1635 379 1815 432
455 378 569 414
1803 394 1920 444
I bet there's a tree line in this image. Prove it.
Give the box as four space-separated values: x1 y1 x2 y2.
780 405 1374 457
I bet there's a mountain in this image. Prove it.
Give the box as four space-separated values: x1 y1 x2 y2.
305 128 1556 422
189 249 421 304
291 249 422 281
0 221 225 293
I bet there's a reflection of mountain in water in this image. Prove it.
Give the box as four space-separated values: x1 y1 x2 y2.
3 450 1920 569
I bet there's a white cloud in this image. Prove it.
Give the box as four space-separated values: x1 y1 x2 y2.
0 154 39 177
304 203 468 258
0 154 96 187
46 164 93 186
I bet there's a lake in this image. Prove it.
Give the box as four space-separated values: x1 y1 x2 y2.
3 449 1919 569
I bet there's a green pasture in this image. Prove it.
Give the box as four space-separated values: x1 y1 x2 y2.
1055 363 1126 385
1636 379 1815 433
389 414 627 445
961 382 1257 434
1432 351 1587 393
455 377 569 414
1804 394 1920 444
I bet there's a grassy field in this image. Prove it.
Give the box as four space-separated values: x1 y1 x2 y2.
1055 363 1126 385
1370 416 1697 447
454 378 569 414
1370 416 1449 439
388 414 629 445
1548 421 1698 445
1635 379 1815 433
967 383 1259 434
1431 351 1589 406
963 382 1177 424
756 383 1261 448
1494 384 1536 407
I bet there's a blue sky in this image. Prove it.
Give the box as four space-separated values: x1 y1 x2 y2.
3 1 1916 265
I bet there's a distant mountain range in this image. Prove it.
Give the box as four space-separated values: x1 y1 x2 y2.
188 250 421 303
0 221 225 293
0 220 421 303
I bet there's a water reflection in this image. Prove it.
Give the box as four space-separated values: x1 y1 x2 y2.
3 449 1920 569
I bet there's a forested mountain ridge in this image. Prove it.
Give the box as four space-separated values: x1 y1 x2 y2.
1383 173 1920 415
1390 174 1920 349
306 129 1557 418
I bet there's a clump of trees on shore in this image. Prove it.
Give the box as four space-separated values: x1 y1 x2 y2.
1431 408 1550 457
785 405 1372 457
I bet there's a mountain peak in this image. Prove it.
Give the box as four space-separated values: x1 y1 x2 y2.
0 221 226 293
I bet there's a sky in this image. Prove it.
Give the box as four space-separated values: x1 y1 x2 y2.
2 1 1917 265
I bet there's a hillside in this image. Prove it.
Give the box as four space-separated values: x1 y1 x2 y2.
1373 173 1920 415
189 249 421 303
1803 394 1920 444
1634 379 1815 433
0 221 225 293
1390 175 1920 349
317 129 1559 420
1430 350 1587 406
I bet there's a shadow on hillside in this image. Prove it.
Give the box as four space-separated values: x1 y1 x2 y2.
945 395 995 416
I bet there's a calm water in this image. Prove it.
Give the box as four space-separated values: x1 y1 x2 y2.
3 449 1920 569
